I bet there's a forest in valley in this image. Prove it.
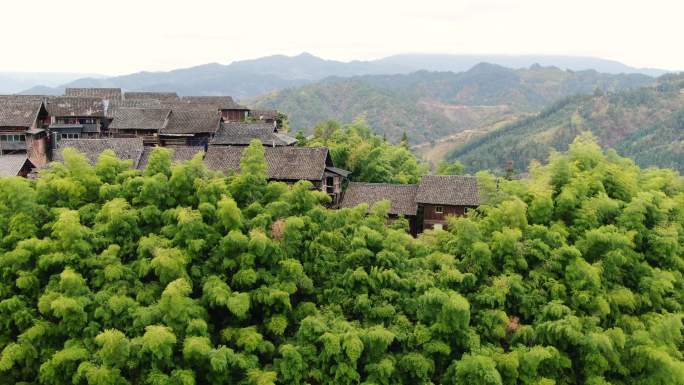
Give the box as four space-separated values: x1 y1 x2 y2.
0 133 683 385
449 74 684 174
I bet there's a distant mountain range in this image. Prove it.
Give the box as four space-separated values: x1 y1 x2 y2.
447 74 684 173
15 53 673 98
0 72 104 94
251 63 655 143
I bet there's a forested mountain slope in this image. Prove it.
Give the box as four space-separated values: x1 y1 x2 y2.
251 64 653 143
448 74 684 173
0 137 683 384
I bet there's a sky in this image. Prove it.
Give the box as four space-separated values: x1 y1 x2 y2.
1 0 682 75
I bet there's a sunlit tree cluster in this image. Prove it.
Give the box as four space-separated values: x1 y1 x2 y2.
302 118 428 184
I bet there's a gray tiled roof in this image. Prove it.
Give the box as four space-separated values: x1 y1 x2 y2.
340 182 418 216
415 175 479 206
54 138 144 167
124 92 179 101
65 88 122 100
106 99 163 118
180 96 247 110
162 110 221 135
211 122 296 146
0 99 43 127
204 146 329 181
109 108 170 131
137 146 205 170
0 155 32 177
46 97 104 117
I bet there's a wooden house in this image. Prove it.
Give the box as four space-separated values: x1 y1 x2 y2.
160 110 221 146
0 155 35 178
108 108 171 145
204 146 348 204
339 175 480 234
339 182 419 234
0 98 50 166
210 122 296 147
415 175 479 231
45 97 106 143
175 96 249 122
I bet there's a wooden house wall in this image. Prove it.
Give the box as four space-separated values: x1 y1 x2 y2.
221 110 247 122
420 204 468 231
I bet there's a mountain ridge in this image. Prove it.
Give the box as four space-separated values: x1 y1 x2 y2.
447 74 684 173
16 53 673 98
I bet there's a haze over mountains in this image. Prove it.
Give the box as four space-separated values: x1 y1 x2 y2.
0 72 104 94
15 53 671 98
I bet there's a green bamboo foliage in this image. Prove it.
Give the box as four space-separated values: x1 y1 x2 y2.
0 136 683 384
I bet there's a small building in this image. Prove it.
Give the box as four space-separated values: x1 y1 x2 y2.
415 175 479 231
339 175 480 234
124 92 179 101
210 122 296 147
45 97 105 143
340 182 419 234
175 96 249 122
137 145 205 170
54 137 145 167
65 88 122 101
108 108 171 145
0 98 50 166
0 155 35 177
160 110 221 146
204 146 348 204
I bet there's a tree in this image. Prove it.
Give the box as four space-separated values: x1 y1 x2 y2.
0 135 683 385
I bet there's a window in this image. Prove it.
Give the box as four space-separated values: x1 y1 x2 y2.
435 206 444 214
0 134 25 142
60 133 80 140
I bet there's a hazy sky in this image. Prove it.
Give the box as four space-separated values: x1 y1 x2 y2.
2 0 682 75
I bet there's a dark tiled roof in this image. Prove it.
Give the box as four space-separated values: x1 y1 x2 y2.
416 175 479 206
0 155 32 177
106 99 163 118
326 166 351 177
137 145 205 169
54 138 144 166
211 122 296 146
46 97 105 117
124 92 179 101
65 88 122 100
160 101 218 112
162 110 221 135
109 108 170 131
340 182 418 216
0 99 43 127
180 96 247 110
204 146 329 181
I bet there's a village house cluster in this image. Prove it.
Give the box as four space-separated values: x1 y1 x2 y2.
0 87 478 233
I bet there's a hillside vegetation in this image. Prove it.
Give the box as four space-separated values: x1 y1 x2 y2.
252 64 653 143
0 136 683 384
448 74 684 173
